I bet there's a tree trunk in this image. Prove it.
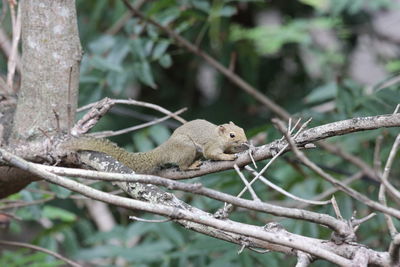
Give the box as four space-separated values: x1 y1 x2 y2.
11 0 81 141
0 0 82 198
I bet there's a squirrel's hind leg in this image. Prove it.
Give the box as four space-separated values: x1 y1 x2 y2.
166 134 197 171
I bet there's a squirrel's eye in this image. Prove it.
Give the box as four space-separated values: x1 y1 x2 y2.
229 133 235 138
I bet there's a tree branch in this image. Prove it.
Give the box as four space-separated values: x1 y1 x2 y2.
0 148 367 266
273 118 400 221
38 162 351 236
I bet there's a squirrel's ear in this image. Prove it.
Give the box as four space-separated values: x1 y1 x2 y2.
218 125 226 133
229 121 235 125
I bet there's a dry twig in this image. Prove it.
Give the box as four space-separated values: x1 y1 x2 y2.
245 166 331 206
0 240 82 267
234 164 260 201
6 1 21 92
91 108 187 138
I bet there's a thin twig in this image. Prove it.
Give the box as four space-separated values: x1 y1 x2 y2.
0 28 21 77
330 196 343 220
0 211 21 221
0 0 7 25
378 133 400 237
247 247 270 253
274 119 400 219
234 164 260 201
296 251 312 267
0 196 55 210
351 213 376 228
373 135 383 174
292 172 363 209
380 133 400 202
67 67 73 136
52 109 61 132
393 104 400 114
236 145 285 199
129 215 171 223
78 98 187 124
105 0 146 35
245 166 331 206
248 148 257 168
0 240 82 267
91 108 187 138
237 118 312 199
6 1 21 93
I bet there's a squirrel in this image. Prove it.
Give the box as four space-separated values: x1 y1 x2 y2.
64 119 248 174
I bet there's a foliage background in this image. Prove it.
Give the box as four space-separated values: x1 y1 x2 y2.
1 0 400 266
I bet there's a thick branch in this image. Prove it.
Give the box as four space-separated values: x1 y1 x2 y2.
39 163 351 235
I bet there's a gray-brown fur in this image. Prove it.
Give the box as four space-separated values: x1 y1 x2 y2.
64 119 248 174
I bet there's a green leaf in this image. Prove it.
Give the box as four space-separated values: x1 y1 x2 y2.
126 221 158 238
0 250 64 267
159 54 173 68
299 0 329 10
42 206 77 222
76 241 173 262
155 7 181 26
120 241 173 261
219 6 237 17
85 225 127 245
75 219 95 243
386 60 400 72
304 82 337 104
89 35 116 54
336 80 362 116
191 0 211 12
130 38 146 60
133 61 157 88
90 56 123 72
124 18 143 35
61 228 80 255
152 40 170 60
107 40 131 66
157 222 185 246
107 70 130 95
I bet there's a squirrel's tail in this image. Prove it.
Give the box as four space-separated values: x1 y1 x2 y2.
63 137 159 173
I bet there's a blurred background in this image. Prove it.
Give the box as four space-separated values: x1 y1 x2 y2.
1 0 400 266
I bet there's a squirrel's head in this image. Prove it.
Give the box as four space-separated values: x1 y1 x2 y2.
218 121 248 153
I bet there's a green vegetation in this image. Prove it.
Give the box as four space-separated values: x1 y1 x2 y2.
1 0 399 266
